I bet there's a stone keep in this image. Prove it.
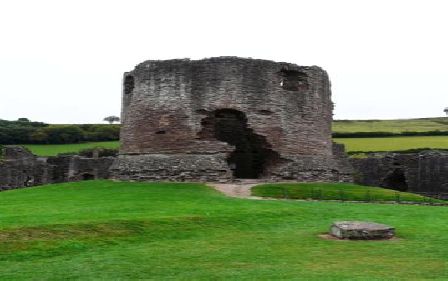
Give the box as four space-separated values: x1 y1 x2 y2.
112 57 352 182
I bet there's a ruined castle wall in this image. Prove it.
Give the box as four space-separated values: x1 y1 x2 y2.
114 57 349 182
0 146 115 191
0 146 52 190
120 57 333 157
351 151 448 193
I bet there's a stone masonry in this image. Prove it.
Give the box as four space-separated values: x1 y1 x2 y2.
111 57 353 182
351 150 448 196
0 146 51 190
0 146 114 191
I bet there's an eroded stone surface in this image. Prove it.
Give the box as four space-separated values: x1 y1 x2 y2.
330 221 395 240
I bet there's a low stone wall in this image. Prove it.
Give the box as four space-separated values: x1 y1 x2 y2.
2 145 447 197
0 143 354 190
0 146 115 191
110 144 354 183
350 151 448 193
0 147 52 190
110 154 231 182
47 155 115 182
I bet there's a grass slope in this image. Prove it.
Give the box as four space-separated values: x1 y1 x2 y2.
333 117 448 133
334 136 448 153
1 180 448 280
23 141 119 156
252 182 442 203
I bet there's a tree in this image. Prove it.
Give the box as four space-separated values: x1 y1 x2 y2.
17 118 30 122
444 107 448 116
103 116 120 124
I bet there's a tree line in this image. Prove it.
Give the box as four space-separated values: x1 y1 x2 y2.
0 119 120 144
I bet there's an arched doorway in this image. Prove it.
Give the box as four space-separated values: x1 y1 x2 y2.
381 169 408 191
198 109 279 179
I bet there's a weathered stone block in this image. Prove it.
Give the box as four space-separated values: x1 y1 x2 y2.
330 221 395 240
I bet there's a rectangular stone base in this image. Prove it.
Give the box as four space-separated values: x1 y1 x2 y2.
330 221 395 240
110 153 353 183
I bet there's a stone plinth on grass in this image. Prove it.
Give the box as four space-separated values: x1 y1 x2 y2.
330 221 395 240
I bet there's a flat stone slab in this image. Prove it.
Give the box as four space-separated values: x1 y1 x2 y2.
330 221 395 240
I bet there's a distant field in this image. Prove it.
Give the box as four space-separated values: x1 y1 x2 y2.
333 117 448 133
334 136 448 152
12 117 448 156
24 141 119 156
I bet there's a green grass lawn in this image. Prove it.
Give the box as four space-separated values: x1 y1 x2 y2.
252 182 442 203
334 136 448 153
333 117 448 133
1 180 448 279
23 141 119 156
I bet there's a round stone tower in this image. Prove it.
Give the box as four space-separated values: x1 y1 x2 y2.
111 57 352 182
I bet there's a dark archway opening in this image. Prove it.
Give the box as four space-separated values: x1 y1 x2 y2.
124 75 134 95
82 173 95 181
279 69 309 91
381 169 408 191
198 109 279 179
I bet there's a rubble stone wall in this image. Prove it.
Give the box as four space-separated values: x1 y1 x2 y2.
350 151 448 193
0 146 114 191
0 147 52 190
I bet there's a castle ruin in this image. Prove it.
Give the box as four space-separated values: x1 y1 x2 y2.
111 57 353 182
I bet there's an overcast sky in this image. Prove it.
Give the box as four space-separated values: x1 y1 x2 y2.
0 0 447 123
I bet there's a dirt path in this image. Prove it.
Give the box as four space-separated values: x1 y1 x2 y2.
208 181 448 207
207 179 263 198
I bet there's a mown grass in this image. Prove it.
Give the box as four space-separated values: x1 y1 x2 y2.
333 117 448 133
23 141 119 156
334 135 448 153
251 182 443 203
1 180 448 279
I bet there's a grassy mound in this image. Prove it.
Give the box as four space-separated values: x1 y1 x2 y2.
251 182 443 203
1 180 448 279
